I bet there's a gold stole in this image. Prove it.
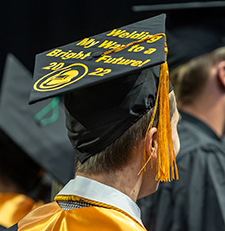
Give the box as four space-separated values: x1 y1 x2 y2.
0 193 43 228
18 201 146 231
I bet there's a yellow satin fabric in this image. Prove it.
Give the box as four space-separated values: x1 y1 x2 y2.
0 193 43 228
18 201 146 231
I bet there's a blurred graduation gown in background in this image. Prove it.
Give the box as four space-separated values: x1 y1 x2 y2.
138 111 225 231
137 3 225 231
0 54 75 229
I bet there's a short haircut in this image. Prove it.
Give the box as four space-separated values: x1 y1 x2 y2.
170 47 225 108
76 91 176 174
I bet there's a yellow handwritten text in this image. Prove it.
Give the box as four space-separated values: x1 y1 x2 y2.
106 29 162 43
46 49 91 60
98 40 122 49
95 55 151 67
88 68 112 76
76 38 100 48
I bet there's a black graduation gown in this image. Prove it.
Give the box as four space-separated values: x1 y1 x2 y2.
3 225 17 231
0 224 6 231
138 111 225 231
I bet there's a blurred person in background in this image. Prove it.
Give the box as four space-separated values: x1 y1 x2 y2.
138 25 225 231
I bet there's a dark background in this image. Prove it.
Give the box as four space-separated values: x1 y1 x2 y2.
1 0 225 86
0 0 141 84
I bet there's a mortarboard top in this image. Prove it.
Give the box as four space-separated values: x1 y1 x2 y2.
29 14 166 104
0 54 75 185
30 14 178 182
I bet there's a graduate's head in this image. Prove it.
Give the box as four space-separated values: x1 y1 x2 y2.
29 14 179 182
73 81 179 180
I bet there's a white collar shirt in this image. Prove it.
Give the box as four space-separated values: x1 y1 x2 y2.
57 176 144 227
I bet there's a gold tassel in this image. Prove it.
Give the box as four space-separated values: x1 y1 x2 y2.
155 62 178 181
138 61 179 181
99 32 178 181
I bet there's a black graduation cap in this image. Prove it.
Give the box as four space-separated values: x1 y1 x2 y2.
29 14 178 181
167 24 225 70
0 54 75 185
30 14 166 104
132 1 225 70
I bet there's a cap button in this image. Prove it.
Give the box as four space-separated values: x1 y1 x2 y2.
92 51 103 58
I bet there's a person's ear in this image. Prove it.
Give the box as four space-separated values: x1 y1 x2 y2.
217 61 225 88
146 127 158 160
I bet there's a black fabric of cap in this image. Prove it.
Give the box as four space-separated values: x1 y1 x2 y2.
166 7 225 70
65 66 166 163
